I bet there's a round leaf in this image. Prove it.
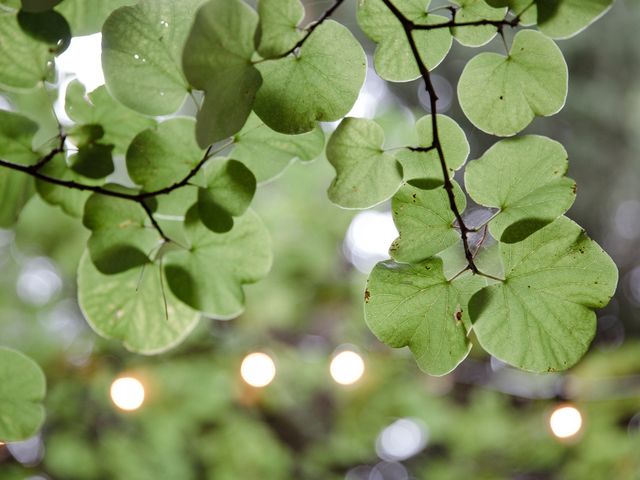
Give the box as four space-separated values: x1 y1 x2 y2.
450 0 506 47
253 20 366 134
164 207 272 319
458 29 568 136
327 117 403 209
256 0 304 58
77 251 201 354
182 0 262 147
389 180 466 263
102 0 206 115
357 0 452 82
365 258 485 375
0 348 45 442
465 135 576 242
470 216 618 372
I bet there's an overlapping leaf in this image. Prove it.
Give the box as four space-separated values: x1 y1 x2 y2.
77 252 201 354
397 115 469 183
197 158 256 233
65 81 155 154
256 0 304 58
357 0 452 82
389 180 466 263
83 193 159 274
327 117 403 209
164 207 272 319
102 0 206 115
0 348 46 441
182 0 262 147
126 117 204 192
253 20 366 134
465 135 576 242
56 0 135 36
365 258 485 375
458 29 567 136
470 216 618 372
450 0 506 47
230 113 325 182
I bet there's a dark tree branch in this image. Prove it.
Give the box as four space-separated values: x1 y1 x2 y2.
380 0 518 278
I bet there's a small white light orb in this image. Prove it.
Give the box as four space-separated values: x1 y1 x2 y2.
549 405 583 439
330 350 365 385
110 377 145 411
240 352 276 388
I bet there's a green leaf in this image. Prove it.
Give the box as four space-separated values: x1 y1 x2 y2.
450 0 506 47
397 115 468 183
69 142 114 179
83 193 159 274
56 0 135 36
457 29 567 136
164 207 272 319
253 20 366 134
0 109 39 227
65 81 156 154
77 251 201 354
0 11 54 88
484 0 537 25
357 0 452 82
0 347 46 441
21 0 63 12
256 0 304 58
17 9 70 54
230 113 324 182
465 135 576 242
197 159 256 233
182 0 262 147
126 117 204 192
389 181 466 263
364 258 485 375
326 117 403 209
102 0 206 115
470 216 618 372
0 109 40 165
35 153 93 217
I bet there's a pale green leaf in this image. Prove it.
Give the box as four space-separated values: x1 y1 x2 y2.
450 0 506 47
77 251 201 354
0 171 34 227
0 11 54 88
465 135 576 242
389 181 466 263
83 192 160 274
197 158 256 233
470 216 618 372
182 0 262 147
326 117 403 209
365 258 485 375
36 153 93 217
458 29 567 136
256 0 304 58
56 0 135 36
0 347 46 441
397 115 468 183
230 113 325 182
126 117 204 192
65 81 156 154
357 0 452 82
253 20 366 134
164 207 272 319
484 0 537 25
102 0 206 115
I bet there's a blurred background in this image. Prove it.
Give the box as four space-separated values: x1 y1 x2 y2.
1 0 639 479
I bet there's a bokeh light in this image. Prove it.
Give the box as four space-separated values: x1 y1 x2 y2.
240 352 276 388
110 377 145 411
330 350 365 385
344 210 398 273
376 418 428 461
549 405 583 439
